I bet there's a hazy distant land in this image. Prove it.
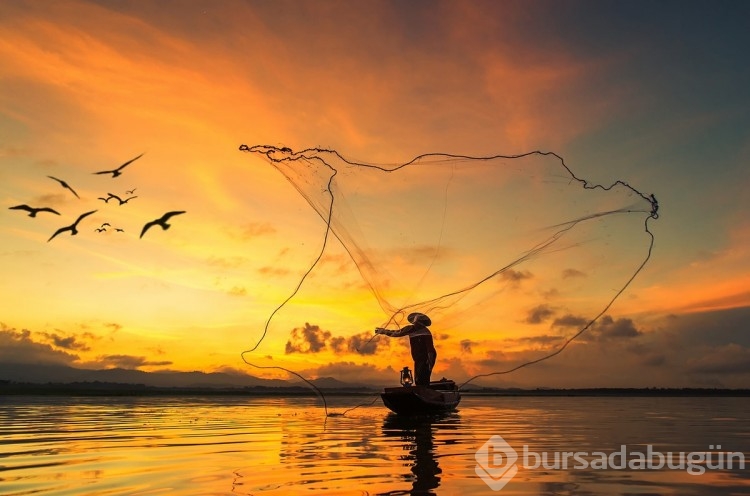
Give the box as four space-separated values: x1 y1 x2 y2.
1 363 748 397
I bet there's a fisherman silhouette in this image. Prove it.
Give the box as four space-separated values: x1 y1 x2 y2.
375 312 437 386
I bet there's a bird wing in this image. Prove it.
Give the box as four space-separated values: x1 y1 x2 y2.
73 210 97 225
9 204 33 212
93 170 114 175
161 210 186 221
140 220 157 238
66 184 80 199
107 193 123 202
48 226 70 242
117 153 144 171
48 175 78 195
39 207 61 215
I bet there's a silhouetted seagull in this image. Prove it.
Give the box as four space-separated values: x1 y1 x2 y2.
140 211 186 238
9 204 61 217
106 193 138 205
101 222 111 228
95 227 106 233
98 193 122 203
93 153 144 178
48 210 97 242
115 228 124 232
47 176 80 198
126 188 137 195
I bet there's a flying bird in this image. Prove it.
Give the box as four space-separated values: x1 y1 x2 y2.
9 204 61 217
95 227 106 233
47 176 80 198
106 193 138 205
126 188 137 195
98 193 122 203
47 210 97 242
93 153 144 178
140 211 186 239
115 228 124 232
101 222 111 228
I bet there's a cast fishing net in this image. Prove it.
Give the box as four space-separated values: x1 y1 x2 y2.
238 144 658 410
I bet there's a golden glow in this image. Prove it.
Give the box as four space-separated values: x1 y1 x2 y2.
1 1 748 388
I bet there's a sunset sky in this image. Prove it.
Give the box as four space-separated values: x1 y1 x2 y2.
1 0 748 389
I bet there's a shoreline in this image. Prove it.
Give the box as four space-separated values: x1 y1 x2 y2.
2 382 749 397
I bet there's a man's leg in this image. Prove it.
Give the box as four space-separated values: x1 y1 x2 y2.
414 358 431 386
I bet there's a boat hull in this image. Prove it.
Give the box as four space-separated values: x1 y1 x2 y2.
381 381 461 415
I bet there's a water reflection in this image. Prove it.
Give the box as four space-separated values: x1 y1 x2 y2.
2 396 748 495
379 412 461 495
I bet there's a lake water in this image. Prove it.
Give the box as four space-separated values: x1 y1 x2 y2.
1 395 748 495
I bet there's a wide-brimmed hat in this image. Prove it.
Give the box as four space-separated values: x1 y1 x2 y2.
407 312 431 327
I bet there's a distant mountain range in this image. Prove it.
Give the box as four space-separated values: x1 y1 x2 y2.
0 362 371 390
4 363 747 397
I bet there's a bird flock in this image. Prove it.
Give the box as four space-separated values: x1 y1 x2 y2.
8 154 186 242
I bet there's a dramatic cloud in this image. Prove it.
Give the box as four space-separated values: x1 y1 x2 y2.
501 269 533 285
347 332 383 355
460 339 478 353
329 336 347 353
550 314 641 341
94 354 173 369
286 323 330 354
40 331 93 351
526 304 556 324
592 316 641 340
514 334 565 347
0 325 79 365
552 314 588 328
285 323 388 355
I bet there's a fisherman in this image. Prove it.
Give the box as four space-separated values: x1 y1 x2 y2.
375 313 436 386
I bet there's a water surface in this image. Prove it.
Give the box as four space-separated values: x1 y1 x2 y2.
1 395 748 495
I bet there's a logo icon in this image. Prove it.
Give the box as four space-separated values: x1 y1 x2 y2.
475 434 519 491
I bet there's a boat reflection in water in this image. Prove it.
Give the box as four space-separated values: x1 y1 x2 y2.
380 411 461 495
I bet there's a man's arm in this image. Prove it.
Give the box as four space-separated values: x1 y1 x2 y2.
375 325 413 337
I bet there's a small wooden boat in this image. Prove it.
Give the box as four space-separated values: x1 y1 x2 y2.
381 377 461 416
